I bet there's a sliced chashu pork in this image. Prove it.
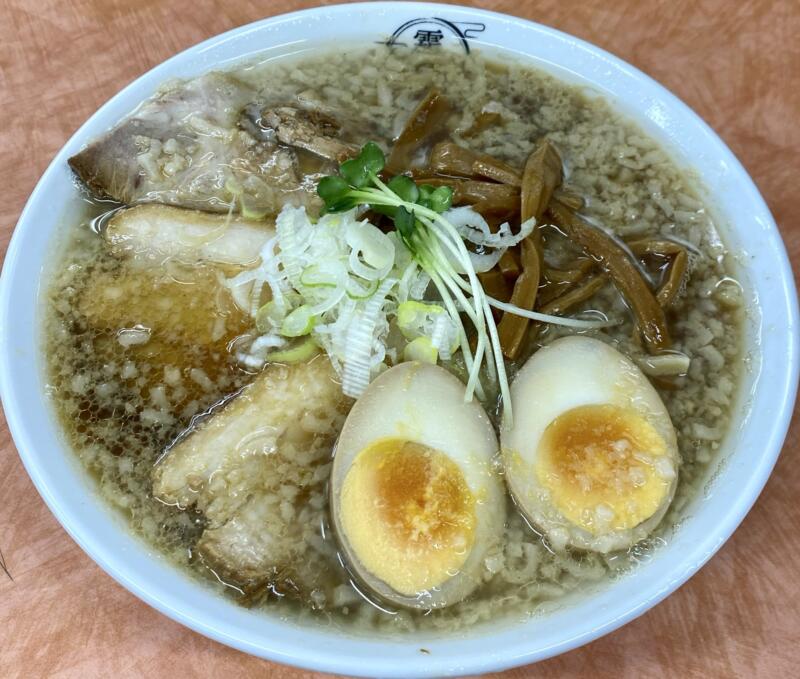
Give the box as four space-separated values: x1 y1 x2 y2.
104 203 273 271
83 204 274 341
79 205 273 414
153 357 352 588
245 105 359 163
69 73 321 215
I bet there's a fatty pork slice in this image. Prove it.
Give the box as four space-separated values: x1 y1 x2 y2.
104 204 274 271
152 357 352 586
69 72 320 215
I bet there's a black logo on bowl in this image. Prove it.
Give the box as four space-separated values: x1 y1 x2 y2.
382 17 485 53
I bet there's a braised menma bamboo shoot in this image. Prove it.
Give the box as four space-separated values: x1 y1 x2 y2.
549 202 671 353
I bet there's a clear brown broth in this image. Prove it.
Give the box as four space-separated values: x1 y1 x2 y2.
43 45 744 634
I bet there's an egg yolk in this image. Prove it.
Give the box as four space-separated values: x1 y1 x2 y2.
339 438 476 597
536 404 673 535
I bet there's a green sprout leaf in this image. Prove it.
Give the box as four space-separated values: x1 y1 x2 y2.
339 142 387 188
387 175 420 204
326 197 359 213
318 175 350 206
359 142 386 175
395 206 416 244
417 183 434 210
339 157 370 188
418 184 435 200
430 185 453 213
369 203 398 219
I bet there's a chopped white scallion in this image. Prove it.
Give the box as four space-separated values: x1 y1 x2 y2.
229 207 434 396
228 201 613 410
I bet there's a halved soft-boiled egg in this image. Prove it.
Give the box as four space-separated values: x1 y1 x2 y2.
330 361 506 609
501 336 679 553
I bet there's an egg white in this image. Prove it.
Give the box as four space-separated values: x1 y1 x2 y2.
330 361 506 609
501 336 680 553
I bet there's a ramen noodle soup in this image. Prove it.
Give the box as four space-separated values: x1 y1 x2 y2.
44 45 744 633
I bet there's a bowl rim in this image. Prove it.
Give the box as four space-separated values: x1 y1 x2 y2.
1 2 798 676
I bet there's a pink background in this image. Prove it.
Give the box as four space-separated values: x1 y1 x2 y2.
1 1 798 677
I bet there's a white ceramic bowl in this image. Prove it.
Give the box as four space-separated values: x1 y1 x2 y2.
1 3 797 676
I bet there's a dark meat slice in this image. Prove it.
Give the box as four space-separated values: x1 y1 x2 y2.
245 105 359 162
69 73 320 215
